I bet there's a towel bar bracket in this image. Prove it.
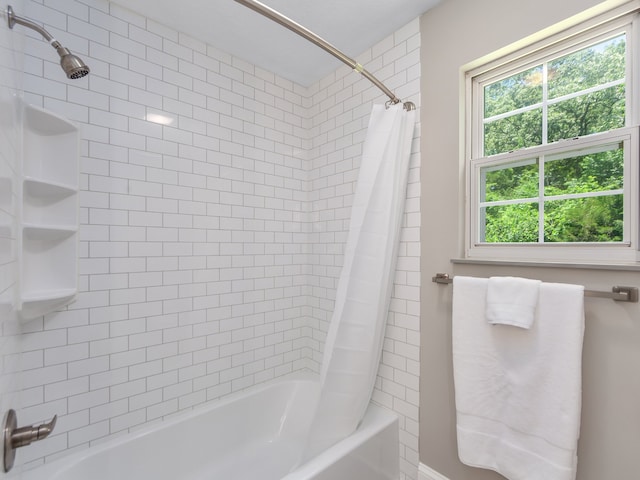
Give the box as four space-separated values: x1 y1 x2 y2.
432 273 452 285
431 273 639 303
609 286 638 302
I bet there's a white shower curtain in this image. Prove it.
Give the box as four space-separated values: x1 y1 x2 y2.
303 103 416 459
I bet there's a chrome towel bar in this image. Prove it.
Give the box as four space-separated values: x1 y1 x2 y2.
432 273 638 303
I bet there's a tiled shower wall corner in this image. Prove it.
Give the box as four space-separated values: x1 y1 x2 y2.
306 19 421 480
0 2 24 476
12 1 421 479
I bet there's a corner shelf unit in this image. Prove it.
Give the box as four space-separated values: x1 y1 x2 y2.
18 104 79 320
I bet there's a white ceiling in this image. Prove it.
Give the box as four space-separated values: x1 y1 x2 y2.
109 0 442 86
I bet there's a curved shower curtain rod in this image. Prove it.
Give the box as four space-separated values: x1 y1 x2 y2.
234 0 416 111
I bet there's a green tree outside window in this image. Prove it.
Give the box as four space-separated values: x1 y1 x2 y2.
480 35 626 243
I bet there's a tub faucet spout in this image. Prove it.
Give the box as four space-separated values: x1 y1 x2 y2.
3 409 57 473
10 414 57 448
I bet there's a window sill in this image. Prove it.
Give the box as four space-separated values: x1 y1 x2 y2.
451 257 640 272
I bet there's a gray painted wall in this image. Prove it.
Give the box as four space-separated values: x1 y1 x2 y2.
419 0 640 479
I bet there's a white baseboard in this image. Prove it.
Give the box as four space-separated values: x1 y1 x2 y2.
418 462 450 480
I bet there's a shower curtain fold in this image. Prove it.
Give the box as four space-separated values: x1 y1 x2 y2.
302 103 416 460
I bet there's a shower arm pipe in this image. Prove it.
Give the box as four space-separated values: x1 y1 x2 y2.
7 6 54 44
233 0 416 111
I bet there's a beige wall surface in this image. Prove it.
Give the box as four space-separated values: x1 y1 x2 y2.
419 1 640 479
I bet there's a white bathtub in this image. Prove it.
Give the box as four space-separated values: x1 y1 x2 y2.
22 373 399 480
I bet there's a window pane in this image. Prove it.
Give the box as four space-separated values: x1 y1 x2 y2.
547 85 625 142
484 66 543 118
548 35 625 99
484 109 542 156
544 144 623 196
471 21 634 256
544 195 623 242
482 203 539 243
482 160 538 202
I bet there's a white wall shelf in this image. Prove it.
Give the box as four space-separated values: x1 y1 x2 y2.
24 177 77 197
18 104 79 320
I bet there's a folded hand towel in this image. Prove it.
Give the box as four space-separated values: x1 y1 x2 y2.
486 276 541 329
452 276 585 480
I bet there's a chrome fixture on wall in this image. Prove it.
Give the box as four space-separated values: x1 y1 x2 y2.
3 409 57 472
6 5 89 79
432 273 640 302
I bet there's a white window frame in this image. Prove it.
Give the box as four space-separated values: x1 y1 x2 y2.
465 9 640 265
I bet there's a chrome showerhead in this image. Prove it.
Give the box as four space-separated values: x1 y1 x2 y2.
6 5 90 80
53 43 90 79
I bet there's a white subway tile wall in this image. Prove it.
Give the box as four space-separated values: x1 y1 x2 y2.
14 1 421 479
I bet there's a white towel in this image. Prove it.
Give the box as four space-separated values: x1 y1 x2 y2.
486 276 541 329
452 276 585 480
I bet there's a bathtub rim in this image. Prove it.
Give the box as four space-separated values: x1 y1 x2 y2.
20 371 314 478
20 371 398 479
281 401 399 479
